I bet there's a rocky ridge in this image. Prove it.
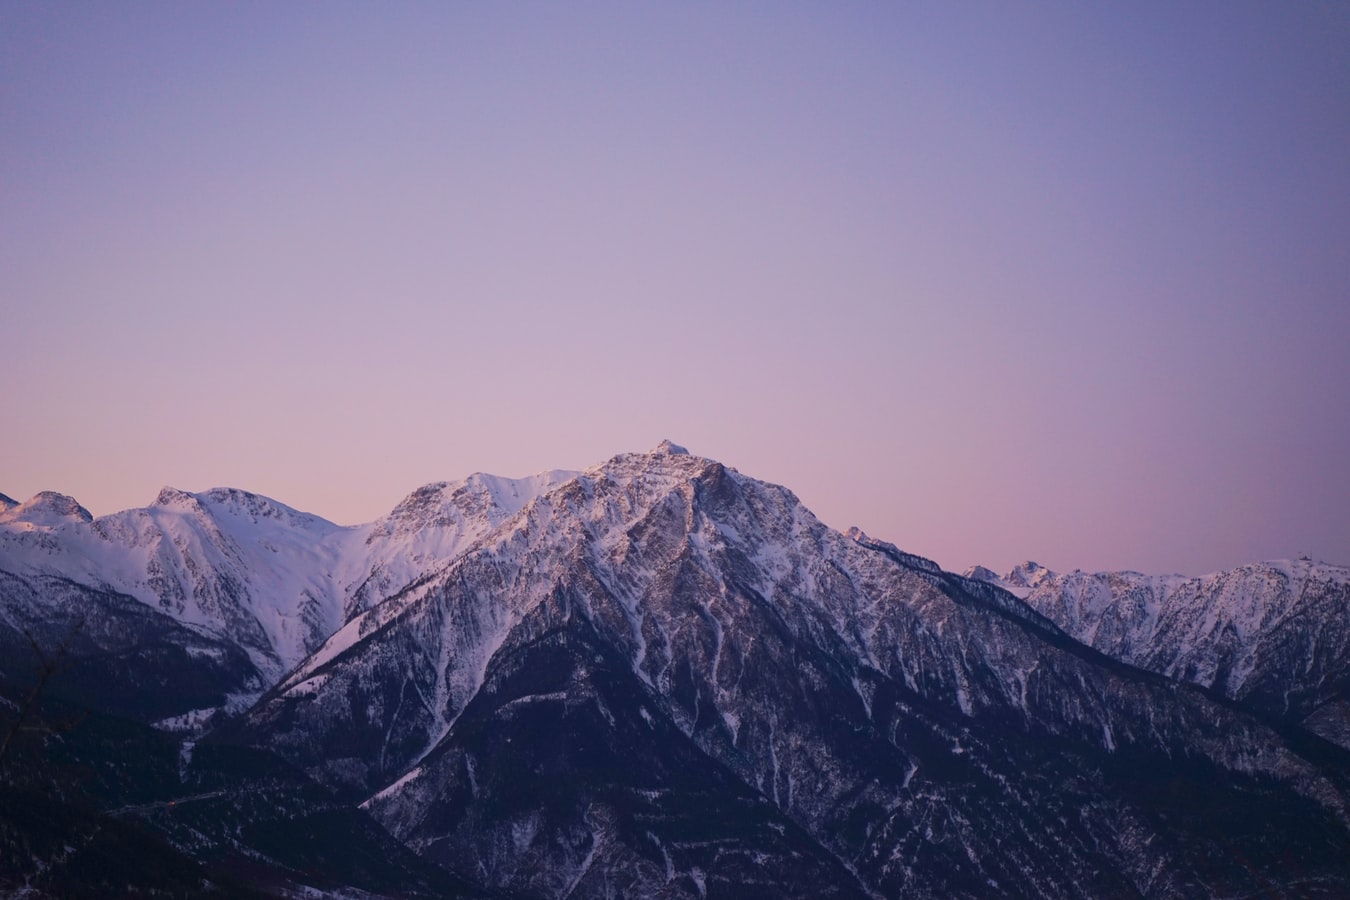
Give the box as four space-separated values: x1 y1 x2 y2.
968 559 1350 750
3 443 1348 897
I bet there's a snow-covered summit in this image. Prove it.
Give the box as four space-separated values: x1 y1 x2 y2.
0 486 346 682
3 449 1348 896
239 443 1350 900
375 469 579 537
339 468 581 619
7 445 1347 772
1002 560 1054 589
962 564 1001 583
653 438 689 455
0 456 644 693
0 464 603 674
1002 557 1350 749
153 486 195 507
593 440 714 476
0 491 94 528
147 488 334 531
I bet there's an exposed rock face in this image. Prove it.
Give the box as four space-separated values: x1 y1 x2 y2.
4 446 1349 897
237 447 1350 898
984 559 1350 750
0 470 577 697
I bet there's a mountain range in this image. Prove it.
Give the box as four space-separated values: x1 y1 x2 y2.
967 558 1350 753
2 442 1347 898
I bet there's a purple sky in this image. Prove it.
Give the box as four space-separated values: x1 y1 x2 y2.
3 3 1348 576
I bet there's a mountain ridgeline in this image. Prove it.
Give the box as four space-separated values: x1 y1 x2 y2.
966 559 1350 753
2 443 1348 898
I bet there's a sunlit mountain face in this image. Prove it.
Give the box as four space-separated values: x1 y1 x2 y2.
3 444 1349 898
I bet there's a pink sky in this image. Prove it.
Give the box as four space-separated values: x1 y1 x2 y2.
3 3 1348 576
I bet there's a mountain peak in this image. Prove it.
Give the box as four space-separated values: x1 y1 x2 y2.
195 487 339 533
154 486 200 508
375 470 580 542
0 491 17 511
592 442 718 484
1005 560 1053 587
5 448 1350 896
0 490 94 526
963 564 1002 583
652 439 689 456
201 486 267 506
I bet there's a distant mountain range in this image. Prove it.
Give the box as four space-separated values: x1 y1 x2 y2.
967 558 1350 753
3 442 1348 897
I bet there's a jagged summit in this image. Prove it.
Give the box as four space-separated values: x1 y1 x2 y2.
653 438 690 455
149 485 338 534
1011 557 1350 750
154 486 198 507
1004 559 1051 587
196 486 341 532
5 447 1350 896
586 441 726 491
236 446 1350 897
374 469 579 539
0 490 93 526
962 564 1001 583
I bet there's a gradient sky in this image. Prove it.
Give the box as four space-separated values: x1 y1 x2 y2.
3 2 1348 577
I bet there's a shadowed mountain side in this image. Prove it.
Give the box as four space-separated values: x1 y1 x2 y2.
229 446 1350 898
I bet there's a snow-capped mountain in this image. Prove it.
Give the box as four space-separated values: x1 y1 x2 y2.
342 469 578 622
968 560 1350 750
232 443 1350 898
1 486 344 683
4 443 1349 897
0 471 576 695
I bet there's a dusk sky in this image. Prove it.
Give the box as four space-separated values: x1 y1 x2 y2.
4 3 1348 577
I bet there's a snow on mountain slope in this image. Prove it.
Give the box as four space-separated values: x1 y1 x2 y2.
237 443 1350 898
0 490 94 528
0 486 346 681
6 444 1350 896
339 469 579 621
0 469 578 692
969 559 1350 748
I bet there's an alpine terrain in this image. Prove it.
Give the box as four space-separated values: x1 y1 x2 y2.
967 560 1350 751
2 443 1348 898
